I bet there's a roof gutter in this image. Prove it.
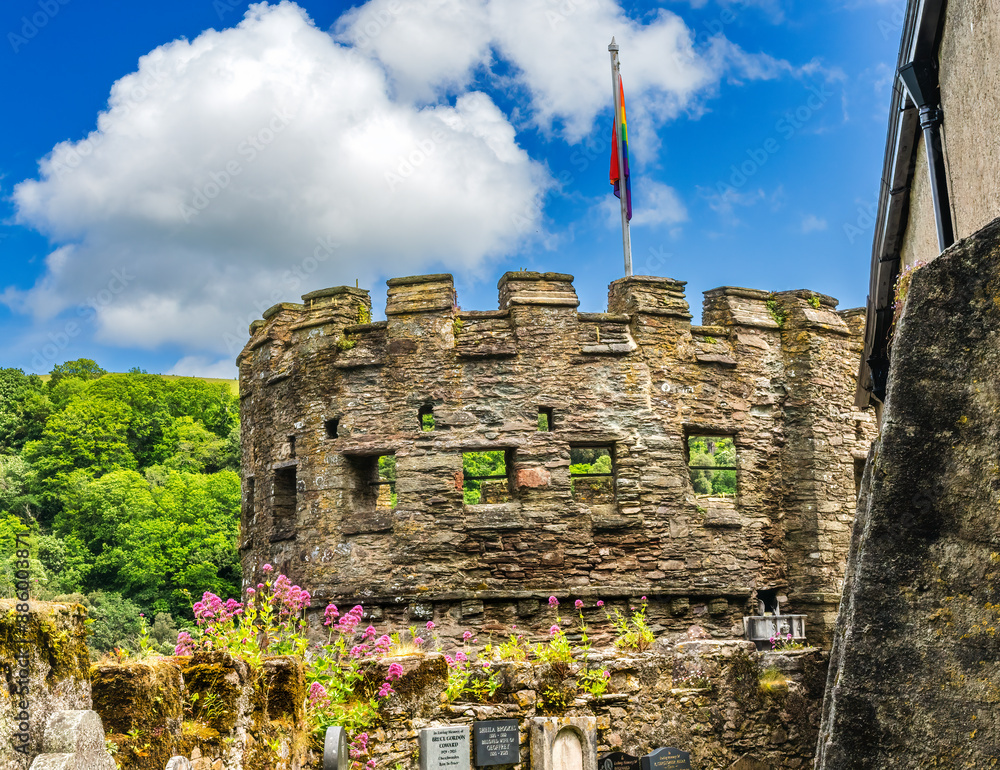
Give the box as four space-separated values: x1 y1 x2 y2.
855 0 949 409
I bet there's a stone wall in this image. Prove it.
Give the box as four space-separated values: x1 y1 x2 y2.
345 641 827 770
237 273 876 647
0 600 91 770
816 217 1000 767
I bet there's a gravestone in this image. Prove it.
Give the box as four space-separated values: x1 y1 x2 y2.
640 748 691 770
528 717 597 770
474 720 520 766
420 725 472 770
598 752 639 770
324 725 348 770
552 728 584 770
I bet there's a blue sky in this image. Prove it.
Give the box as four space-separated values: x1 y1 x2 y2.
1 0 904 377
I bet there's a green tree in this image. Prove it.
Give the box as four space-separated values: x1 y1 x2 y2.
0 369 51 453
48 358 106 387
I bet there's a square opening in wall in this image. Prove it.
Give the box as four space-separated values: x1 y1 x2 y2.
419 405 435 431
462 450 511 504
272 466 297 541
570 446 614 503
324 417 340 439
687 435 737 498
350 454 397 510
537 407 554 431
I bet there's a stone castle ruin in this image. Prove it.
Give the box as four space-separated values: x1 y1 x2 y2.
237 271 876 645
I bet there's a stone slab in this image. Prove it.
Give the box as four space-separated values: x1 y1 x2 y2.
420 725 471 770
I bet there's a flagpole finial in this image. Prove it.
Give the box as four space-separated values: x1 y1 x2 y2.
608 37 618 52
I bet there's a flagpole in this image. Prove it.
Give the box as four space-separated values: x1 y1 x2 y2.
609 37 632 277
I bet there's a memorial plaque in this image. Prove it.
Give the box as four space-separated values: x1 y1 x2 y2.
598 752 640 770
324 726 348 770
640 748 691 770
474 719 520 766
420 725 472 770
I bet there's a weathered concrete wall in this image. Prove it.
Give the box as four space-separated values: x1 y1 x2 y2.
900 0 1000 269
817 216 1000 767
0 601 91 770
238 273 875 647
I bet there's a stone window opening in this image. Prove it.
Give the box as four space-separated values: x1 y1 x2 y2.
757 588 780 615
537 407 554 431
418 404 435 431
686 434 737 498
271 466 297 541
324 417 340 439
350 454 397 510
287 435 296 458
569 445 615 503
462 450 512 505
244 476 255 522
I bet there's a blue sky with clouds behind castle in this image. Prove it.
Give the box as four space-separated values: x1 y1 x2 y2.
0 0 904 377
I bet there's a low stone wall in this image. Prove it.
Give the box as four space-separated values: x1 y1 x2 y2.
90 652 309 770
0 601 92 770
344 641 825 770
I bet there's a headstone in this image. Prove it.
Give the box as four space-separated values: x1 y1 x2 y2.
165 758 194 770
420 725 471 770
474 720 520 766
640 748 691 770
324 725 348 770
528 717 597 770
552 729 583 770
598 752 640 770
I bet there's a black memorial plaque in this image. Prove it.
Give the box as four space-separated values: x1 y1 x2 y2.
473 720 520 766
640 748 691 770
598 752 640 770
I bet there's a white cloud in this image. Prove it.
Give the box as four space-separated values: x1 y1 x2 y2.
167 356 239 379
337 0 798 148
600 180 687 228
800 213 828 233
8 2 549 359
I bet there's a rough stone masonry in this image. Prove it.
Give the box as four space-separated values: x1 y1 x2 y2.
237 272 876 645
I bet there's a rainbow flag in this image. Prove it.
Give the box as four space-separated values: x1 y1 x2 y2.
609 77 632 221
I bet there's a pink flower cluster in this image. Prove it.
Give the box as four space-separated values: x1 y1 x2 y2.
307 681 329 706
548 596 559 607
174 630 194 656
349 733 369 760
323 603 339 626
272 574 311 617
334 605 365 635
193 592 243 626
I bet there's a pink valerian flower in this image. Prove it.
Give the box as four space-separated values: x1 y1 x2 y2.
174 631 194 656
375 635 392 650
386 662 404 681
597 600 605 607
444 655 456 667
549 625 560 635
324 604 340 626
350 644 369 658
262 563 274 573
548 596 559 607
574 600 584 609
426 620 435 630
414 637 425 645
378 682 395 698
307 682 328 705
364 625 377 638
454 650 468 663
462 630 473 641
366 761 376 770
246 588 256 597
603 670 611 679
641 595 647 602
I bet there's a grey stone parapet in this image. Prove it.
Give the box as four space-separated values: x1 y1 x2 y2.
28 711 115 770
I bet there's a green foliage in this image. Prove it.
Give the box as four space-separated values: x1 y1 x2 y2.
48 358 107 386
0 369 50 453
807 295 821 309
87 591 144 652
766 296 788 327
462 451 506 505
336 337 357 351
577 668 610 698
0 362 242 632
604 599 655 652
687 437 737 497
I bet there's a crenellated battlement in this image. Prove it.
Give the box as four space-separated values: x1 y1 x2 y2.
238 270 876 647
239 271 855 370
